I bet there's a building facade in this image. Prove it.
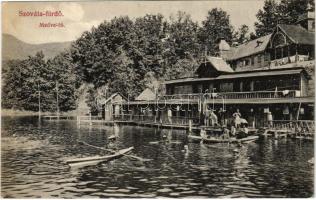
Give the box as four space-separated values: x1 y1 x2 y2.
109 11 315 129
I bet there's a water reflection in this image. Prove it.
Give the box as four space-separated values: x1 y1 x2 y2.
1 116 314 198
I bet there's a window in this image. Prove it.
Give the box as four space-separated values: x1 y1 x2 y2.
245 59 250 66
251 56 254 65
264 53 269 61
272 32 287 48
258 54 261 64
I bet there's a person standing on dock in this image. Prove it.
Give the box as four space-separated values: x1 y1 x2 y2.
167 108 172 124
267 112 273 128
205 107 210 126
232 109 242 128
218 108 225 126
210 110 218 127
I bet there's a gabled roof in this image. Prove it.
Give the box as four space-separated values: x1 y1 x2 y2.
135 88 156 101
277 24 314 45
197 56 234 75
226 34 272 60
102 93 127 104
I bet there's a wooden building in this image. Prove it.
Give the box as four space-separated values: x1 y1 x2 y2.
111 10 314 129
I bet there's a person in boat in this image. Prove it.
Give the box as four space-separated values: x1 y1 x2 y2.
200 128 207 139
210 110 218 127
232 109 242 128
162 132 168 140
221 126 230 140
108 138 118 150
236 124 249 139
233 148 240 158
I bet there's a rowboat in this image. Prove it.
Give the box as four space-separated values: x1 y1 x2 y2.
188 135 258 144
202 135 259 144
66 147 134 168
188 135 203 142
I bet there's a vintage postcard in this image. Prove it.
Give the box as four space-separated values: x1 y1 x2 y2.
1 0 314 198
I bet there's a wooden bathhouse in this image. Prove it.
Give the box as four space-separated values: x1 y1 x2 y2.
106 10 315 129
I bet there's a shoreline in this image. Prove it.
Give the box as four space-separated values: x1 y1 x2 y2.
1 109 77 117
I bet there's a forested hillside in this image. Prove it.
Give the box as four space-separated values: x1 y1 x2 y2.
2 34 71 61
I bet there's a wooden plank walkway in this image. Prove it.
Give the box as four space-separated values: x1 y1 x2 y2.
260 128 314 140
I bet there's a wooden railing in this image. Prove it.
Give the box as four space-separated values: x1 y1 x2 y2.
161 116 200 125
270 55 310 67
77 115 103 121
113 114 200 126
161 90 298 100
268 120 315 133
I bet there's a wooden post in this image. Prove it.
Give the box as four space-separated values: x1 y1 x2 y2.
89 112 92 126
189 120 192 133
77 116 81 125
38 83 41 119
56 81 60 119
296 102 302 120
295 44 298 62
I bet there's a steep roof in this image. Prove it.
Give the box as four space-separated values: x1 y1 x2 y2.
197 56 234 75
277 24 315 45
227 34 272 60
135 88 156 101
102 93 126 104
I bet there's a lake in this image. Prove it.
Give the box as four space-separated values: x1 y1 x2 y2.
1 116 314 198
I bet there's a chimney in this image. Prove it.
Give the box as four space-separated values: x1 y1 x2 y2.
296 2 315 31
218 39 230 58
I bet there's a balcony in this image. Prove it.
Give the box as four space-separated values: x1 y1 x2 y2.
270 55 310 67
161 90 300 101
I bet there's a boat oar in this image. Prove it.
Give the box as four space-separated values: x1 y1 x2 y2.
77 140 151 162
78 140 115 153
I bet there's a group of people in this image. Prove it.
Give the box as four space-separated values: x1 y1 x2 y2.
204 108 245 127
201 109 249 140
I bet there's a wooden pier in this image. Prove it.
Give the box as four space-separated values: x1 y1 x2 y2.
75 115 258 133
44 114 313 141
260 120 314 140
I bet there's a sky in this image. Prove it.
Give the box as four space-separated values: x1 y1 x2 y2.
2 1 265 44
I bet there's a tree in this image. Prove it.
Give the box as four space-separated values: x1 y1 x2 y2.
254 0 315 37
233 24 250 44
278 0 314 24
198 8 234 56
254 0 280 37
46 51 78 112
2 59 27 109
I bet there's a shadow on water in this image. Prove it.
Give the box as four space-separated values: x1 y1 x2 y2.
1 116 314 198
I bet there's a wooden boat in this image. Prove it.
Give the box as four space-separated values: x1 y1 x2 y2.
66 147 134 168
188 134 258 144
108 135 117 140
188 134 203 142
202 135 259 144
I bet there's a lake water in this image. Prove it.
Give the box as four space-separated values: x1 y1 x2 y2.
1 116 314 198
